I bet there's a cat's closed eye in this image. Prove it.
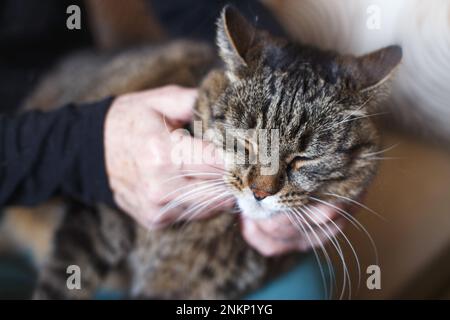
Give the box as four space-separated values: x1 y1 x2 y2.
288 155 315 171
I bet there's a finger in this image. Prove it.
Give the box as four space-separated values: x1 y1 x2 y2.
148 183 230 221
150 196 234 228
177 197 235 222
304 203 339 225
241 218 304 256
183 196 235 217
293 216 345 251
168 188 234 216
157 177 230 205
144 85 198 122
254 214 300 241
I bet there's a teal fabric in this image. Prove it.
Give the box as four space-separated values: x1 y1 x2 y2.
0 252 36 299
0 252 326 300
245 254 326 300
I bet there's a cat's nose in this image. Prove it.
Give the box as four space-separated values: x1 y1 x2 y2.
251 188 272 201
248 172 283 201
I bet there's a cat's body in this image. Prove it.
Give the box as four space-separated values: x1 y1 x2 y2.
3 7 401 299
31 203 272 299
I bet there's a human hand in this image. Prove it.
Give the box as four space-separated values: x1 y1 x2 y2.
104 85 232 229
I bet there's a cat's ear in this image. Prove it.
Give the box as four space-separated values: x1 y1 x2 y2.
342 45 402 92
216 5 257 79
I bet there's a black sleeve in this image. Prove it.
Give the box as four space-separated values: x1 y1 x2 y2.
0 97 116 208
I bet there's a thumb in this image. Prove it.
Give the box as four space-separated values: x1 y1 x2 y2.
170 134 225 175
144 85 198 122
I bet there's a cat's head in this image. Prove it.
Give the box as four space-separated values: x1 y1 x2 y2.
204 6 401 219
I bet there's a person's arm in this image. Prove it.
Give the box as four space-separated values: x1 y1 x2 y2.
0 97 115 207
0 86 230 229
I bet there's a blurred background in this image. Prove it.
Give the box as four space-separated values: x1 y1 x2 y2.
262 0 450 299
0 0 449 299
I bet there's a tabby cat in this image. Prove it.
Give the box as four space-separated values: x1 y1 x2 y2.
4 6 401 299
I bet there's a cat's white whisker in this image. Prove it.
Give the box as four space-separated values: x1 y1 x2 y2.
177 192 233 222
175 194 234 234
286 210 331 300
294 208 339 299
156 184 228 220
304 205 360 295
160 179 225 202
296 208 351 300
363 143 400 157
289 209 336 299
164 184 227 212
309 196 362 232
306 205 361 291
191 108 203 118
323 193 386 221
164 181 227 207
334 111 389 127
182 196 234 226
298 207 348 299
319 94 376 133
309 196 379 266
360 156 404 161
180 168 230 175
162 172 226 184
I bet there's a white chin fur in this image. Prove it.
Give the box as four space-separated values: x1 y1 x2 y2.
236 189 280 219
